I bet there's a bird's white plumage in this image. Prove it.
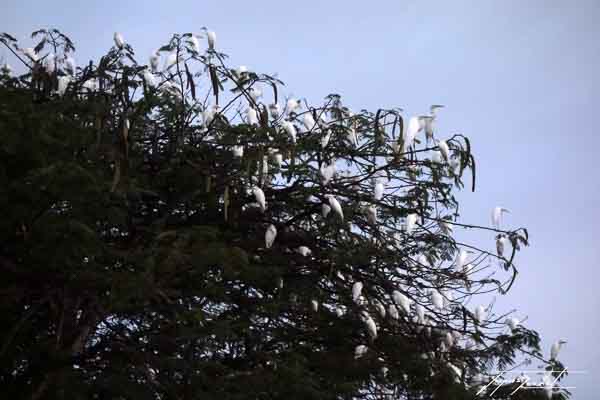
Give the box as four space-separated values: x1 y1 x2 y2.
406 213 417 234
388 304 399 320
269 103 281 119
455 249 468 271
189 36 200 53
273 153 283 167
246 107 258 126
303 113 317 132
64 57 76 75
352 282 363 303
265 224 277 249
550 339 567 360
405 116 422 147
282 121 297 143
149 52 160 72
328 196 344 220
23 47 38 62
491 206 510 229
297 246 312 257
366 205 377 225
431 291 444 310
322 204 331 218
286 98 300 114
392 290 411 314
252 186 266 211
474 305 486 324
56 76 71 96
114 32 125 49
321 130 331 148
320 163 336 185
437 140 450 161
374 182 384 201
207 31 216 49
232 145 244 158
311 299 319 312
336 307 344 317
355 345 368 359
363 314 377 340
505 317 519 332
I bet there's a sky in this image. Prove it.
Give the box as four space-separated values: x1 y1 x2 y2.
2 0 599 397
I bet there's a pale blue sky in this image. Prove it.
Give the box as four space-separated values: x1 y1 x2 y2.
2 0 599 397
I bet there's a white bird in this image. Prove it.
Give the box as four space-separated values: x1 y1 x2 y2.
336 307 344 317
550 339 567 360
374 182 384 201
202 105 217 128
165 52 178 70
286 98 300 114
347 127 359 147
230 145 243 158
392 290 411 314
505 317 520 332
265 224 277 249
207 31 216 50
405 116 422 147
149 51 160 72
320 129 331 148
322 204 331 218
406 213 417 234
416 304 425 323
269 103 281 119
56 76 71 96
416 254 429 268
381 366 389 378
474 305 486 324
277 277 284 289
303 113 317 132
447 363 462 383
297 246 312 257
366 205 377 225
388 304 399 320
437 140 450 161
455 249 469 271
249 87 262 102
430 291 444 310
22 47 38 62
327 196 344 220
113 32 125 49
64 57 76 75
363 314 377 340
320 163 336 185
236 65 248 77
491 206 510 229
281 121 297 143
431 150 442 164
354 344 368 359
445 332 454 347
311 299 319 312
183 35 198 53
246 107 258 126
142 69 156 87
252 186 266 211
44 53 55 74
420 115 435 145
273 153 283 167
352 282 363 303
496 235 510 258
375 302 386 318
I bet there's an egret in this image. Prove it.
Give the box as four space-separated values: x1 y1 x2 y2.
431 150 442 164
336 307 344 317
416 304 425 323
236 65 248 77
354 344 368 359
297 246 312 257
320 129 331 148
320 163 336 185
113 32 125 49
430 290 444 310
381 366 389 378
141 69 156 88
405 116 422 147
207 31 216 50
505 317 520 332
252 186 266 211
363 314 377 340
303 113 317 132
550 339 567 360
230 145 243 158
311 299 319 312
184 36 198 53
496 235 510 258
327 196 344 220
352 282 363 303
22 47 38 62
273 153 283 167
269 103 281 119
281 121 297 143
374 182 384 201
44 53 55 74
64 57 76 75
277 277 284 289
445 332 454 347
455 249 469 271
437 140 450 161
149 51 160 72
392 290 411 314
265 224 277 249
322 204 331 218
406 213 417 234
447 363 462 383
347 127 359 147
366 205 377 225
202 105 217 128
286 98 300 114
421 115 435 145
474 305 486 324
387 305 399 320
491 206 510 229
56 76 70 96
375 302 386 318
165 52 178 70
416 254 429 268
246 107 258 126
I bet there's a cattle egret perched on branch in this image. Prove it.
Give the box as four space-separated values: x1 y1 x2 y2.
362 313 377 340
311 299 318 312
505 317 520 332
322 204 331 218
419 115 434 145
437 140 450 161
375 302 386 318
431 291 444 310
374 182 384 201
406 213 417 234
431 150 442 164
63 57 76 75
327 196 344 220
455 249 470 271
22 47 38 62
405 116 422 147
56 76 70 96
231 145 244 158
491 206 510 229
321 129 331 148
355 345 368 359
336 307 344 317
303 113 317 132
281 121 297 143
286 98 300 114
113 32 125 49
392 290 411 314
297 246 312 257
207 31 216 50
246 107 258 126
496 235 510 258
320 163 336 185
149 51 160 72
550 339 567 360
474 305 486 324
366 206 377 225
252 186 266 211
265 224 277 249
165 52 178 70
416 304 425 323
249 87 262 102
352 282 363 303
269 103 281 119
273 153 283 167
388 304 399 320
44 53 55 74
445 332 454 348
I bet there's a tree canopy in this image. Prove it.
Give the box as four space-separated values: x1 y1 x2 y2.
0 29 568 399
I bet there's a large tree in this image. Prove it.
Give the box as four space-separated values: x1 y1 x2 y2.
0 29 568 399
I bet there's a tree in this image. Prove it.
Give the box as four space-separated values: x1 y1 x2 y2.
0 29 568 399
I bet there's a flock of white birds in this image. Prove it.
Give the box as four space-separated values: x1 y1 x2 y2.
0 28 568 395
